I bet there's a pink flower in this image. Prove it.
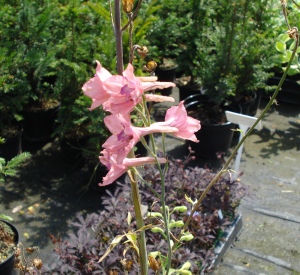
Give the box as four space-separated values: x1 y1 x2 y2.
83 61 175 114
102 64 144 114
102 114 178 163
82 61 112 110
99 153 167 186
157 101 201 142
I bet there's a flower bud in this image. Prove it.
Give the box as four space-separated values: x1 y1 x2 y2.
148 256 161 271
148 212 163 218
33 258 43 270
143 61 157 73
122 0 134 13
181 261 191 270
169 221 184 229
176 271 192 275
151 227 165 234
179 232 194 242
173 206 188 213
137 46 149 58
147 61 157 71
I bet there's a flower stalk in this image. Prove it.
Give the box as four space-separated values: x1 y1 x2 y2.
181 25 299 237
127 169 148 275
114 0 124 74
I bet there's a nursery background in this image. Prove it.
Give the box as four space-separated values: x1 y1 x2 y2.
0 0 300 274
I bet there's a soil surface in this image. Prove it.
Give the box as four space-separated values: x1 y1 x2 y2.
0 221 16 263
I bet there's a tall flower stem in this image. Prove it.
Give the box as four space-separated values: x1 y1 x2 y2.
114 0 123 74
147 123 172 272
157 162 172 274
127 169 148 275
180 26 299 237
139 96 173 273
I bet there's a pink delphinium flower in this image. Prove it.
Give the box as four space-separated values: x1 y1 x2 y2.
157 101 201 142
82 61 112 110
82 61 175 114
99 152 167 186
103 63 176 114
102 113 178 163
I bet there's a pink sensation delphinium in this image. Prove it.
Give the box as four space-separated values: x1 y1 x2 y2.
102 113 178 165
83 61 176 114
83 61 201 186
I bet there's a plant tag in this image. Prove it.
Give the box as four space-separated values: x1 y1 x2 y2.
225 111 262 180
218 209 223 220
225 111 262 130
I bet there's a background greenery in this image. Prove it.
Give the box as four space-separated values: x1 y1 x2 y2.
0 0 294 140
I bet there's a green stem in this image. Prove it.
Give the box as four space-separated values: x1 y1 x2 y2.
180 27 299 239
128 169 148 275
141 95 172 273
159 163 172 274
151 134 172 273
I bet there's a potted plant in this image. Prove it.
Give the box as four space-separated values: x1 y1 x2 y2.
267 3 300 105
174 0 276 157
176 0 276 113
0 0 61 142
51 0 110 163
0 49 25 160
0 220 18 275
173 0 213 101
145 0 183 95
0 151 30 274
220 0 276 116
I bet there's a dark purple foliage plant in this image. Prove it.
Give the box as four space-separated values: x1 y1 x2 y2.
49 154 247 274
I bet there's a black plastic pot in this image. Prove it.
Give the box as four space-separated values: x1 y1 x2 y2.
22 103 60 142
266 75 300 105
155 65 178 96
0 220 19 275
184 94 240 158
230 91 256 116
249 89 262 116
178 84 201 102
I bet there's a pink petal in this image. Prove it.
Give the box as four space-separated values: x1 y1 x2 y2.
164 101 201 142
99 156 167 186
141 81 175 92
82 61 111 110
137 76 158 82
145 94 175 102
95 60 112 80
104 114 131 135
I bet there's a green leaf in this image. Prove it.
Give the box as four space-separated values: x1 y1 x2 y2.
169 269 192 275
0 214 13 221
286 50 293 61
275 40 286 52
98 234 124 263
278 33 290 43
